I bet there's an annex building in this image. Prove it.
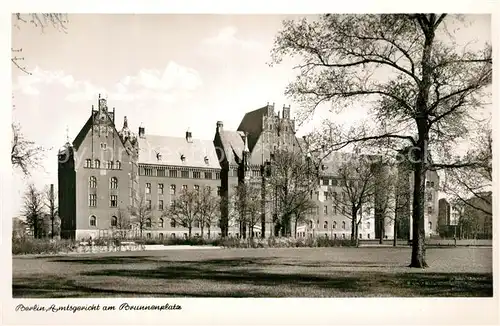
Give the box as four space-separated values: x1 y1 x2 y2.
58 95 439 240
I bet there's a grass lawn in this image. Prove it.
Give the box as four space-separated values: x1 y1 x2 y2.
12 247 492 298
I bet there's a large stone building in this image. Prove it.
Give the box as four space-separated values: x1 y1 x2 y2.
58 96 439 240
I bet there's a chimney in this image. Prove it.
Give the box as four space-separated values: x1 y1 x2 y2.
123 116 128 129
243 132 249 153
216 121 223 133
186 129 193 143
138 123 145 138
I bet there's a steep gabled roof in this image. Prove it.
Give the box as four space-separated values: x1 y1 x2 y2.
72 110 127 152
218 130 245 165
72 116 93 151
237 106 268 153
137 135 221 169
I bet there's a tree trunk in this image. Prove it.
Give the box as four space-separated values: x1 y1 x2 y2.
355 223 360 247
188 226 192 238
208 226 211 239
51 217 55 239
409 19 436 268
393 219 397 247
351 207 357 240
409 138 429 268
201 222 204 238
261 174 266 239
294 216 298 238
379 217 384 244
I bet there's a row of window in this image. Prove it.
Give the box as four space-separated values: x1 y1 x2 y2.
145 183 221 196
85 159 122 169
308 204 434 216
89 215 212 228
318 220 372 230
140 167 221 180
88 187 223 208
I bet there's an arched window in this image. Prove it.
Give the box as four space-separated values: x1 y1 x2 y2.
107 160 114 169
94 159 100 169
159 233 164 240
89 215 96 227
159 218 164 228
342 221 346 229
323 221 328 229
111 216 117 227
333 221 337 229
309 220 313 229
115 161 121 169
367 222 371 229
85 159 92 168
110 177 118 189
89 176 97 188
171 219 176 228
146 218 152 228
428 221 432 230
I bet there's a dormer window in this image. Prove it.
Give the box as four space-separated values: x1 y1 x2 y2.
156 152 162 161
180 154 185 162
204 156 209 164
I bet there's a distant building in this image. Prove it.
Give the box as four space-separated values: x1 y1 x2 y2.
12 217 29 239
393 147 440 240
460 192 492 239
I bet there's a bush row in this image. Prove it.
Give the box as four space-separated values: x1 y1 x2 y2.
12 238 77 255
12 236 357 255
216 237 357 248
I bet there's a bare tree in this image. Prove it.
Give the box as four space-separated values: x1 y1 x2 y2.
22 184 46 238
271 14 492 267
11 123 45 176
332 155 378 244
128 192 154 238
44 184 58 238
231 182 263 239
444 128 492 216
167 188 199 238
114 207 131 239
267 150 319 237
196 186 220 238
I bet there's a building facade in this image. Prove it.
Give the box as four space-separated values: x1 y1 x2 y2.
59 96 439 240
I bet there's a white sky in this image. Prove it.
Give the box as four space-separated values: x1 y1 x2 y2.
10 13 492 217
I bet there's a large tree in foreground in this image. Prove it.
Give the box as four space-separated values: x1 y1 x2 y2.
271 14 492 267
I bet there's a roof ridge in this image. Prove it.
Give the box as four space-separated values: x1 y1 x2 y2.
144 134 214 142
